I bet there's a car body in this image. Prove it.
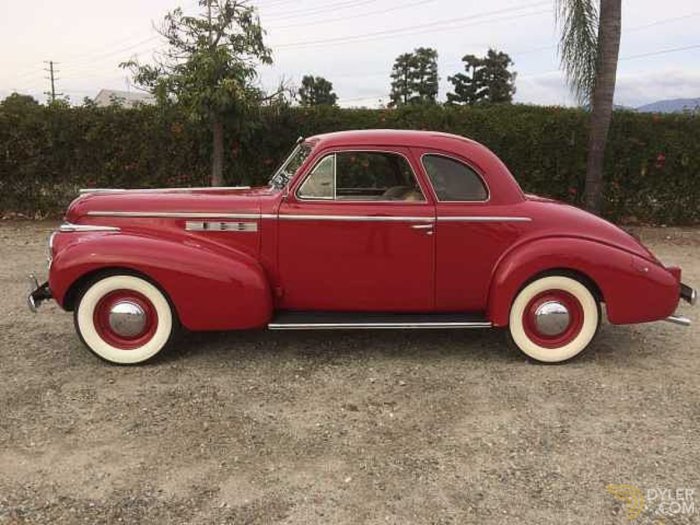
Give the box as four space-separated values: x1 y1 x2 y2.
28 130 696 364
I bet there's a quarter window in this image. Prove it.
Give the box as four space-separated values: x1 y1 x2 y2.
298 154 335 199
422 154 488 201
298 151 425 201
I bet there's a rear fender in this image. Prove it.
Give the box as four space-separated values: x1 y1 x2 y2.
487 237 679 327
50 232 272 330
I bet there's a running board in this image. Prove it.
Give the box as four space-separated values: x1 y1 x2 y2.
268 311 492 330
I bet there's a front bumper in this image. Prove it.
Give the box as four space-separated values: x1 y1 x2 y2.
27 274 52 313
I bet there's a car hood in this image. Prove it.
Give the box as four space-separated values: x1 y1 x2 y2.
65 186 274 222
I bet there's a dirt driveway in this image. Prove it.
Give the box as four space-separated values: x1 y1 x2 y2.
1 221 698 524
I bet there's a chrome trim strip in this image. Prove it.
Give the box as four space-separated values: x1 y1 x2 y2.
79 186 250 194
277 214 434 222
268 321 492 330
59 223 121 232
86 211 260 219
437 216 532 222
185 220 258 232
84 211 530 223
664 315 691 327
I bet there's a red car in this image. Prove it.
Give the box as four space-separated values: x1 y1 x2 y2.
28 130 696 365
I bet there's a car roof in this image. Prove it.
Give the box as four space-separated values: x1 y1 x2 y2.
302 129 526 205
306 129 480 150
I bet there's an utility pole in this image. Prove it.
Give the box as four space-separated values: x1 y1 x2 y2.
43 60 62 103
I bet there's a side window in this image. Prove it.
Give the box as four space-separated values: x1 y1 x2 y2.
422 154 488 201
298 154 335 199
298 151 425 201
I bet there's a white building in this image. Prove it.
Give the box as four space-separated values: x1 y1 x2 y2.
94 89 155 108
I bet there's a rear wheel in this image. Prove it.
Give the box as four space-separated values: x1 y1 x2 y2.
74 274 176 364
508 275 600 363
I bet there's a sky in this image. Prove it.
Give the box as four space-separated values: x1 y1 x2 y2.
1 0 699 108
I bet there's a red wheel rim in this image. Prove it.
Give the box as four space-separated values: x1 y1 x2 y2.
93 290 158 350
522 290 584 348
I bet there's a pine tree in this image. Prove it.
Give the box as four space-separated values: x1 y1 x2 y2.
446 54 483 105
412 47 439 103
389 48 438 106
389 53 415 107
481 49 517 103
298 75 338 106
447 49 516 105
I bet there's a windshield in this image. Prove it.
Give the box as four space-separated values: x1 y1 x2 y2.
268 142 312 189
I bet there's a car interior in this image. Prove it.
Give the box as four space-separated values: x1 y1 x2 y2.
298 151 425 201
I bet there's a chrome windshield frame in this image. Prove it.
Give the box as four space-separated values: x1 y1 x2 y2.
268 138 310 190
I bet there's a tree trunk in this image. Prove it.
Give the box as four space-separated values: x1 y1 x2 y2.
584 0 622 214
211 119 224 187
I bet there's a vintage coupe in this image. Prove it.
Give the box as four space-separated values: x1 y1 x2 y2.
28 130 696 364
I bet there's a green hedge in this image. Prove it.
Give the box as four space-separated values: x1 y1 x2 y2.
1 102 698 224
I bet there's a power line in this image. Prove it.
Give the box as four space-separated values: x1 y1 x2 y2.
519 42 700 79
275 2 552 49
59 35 160 71
336 41 700 104
621 43 700 61
268 0 437 31
262 0 377 21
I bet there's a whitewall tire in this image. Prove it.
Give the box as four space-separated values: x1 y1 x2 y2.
74 274 175 364
508 275 600 363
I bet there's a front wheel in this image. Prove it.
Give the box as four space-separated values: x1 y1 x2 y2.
74 274 176 365
508 275 600 363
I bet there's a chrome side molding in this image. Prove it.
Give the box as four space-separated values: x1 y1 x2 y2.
276 214 434 222
79 186 250 195
87 211 259 219
436 216 532 222
59 223 120 232
82 212 533 224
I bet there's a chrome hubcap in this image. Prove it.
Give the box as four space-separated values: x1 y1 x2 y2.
534 301 570 336
108 301 147 338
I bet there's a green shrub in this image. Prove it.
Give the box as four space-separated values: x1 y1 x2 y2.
0 102 698 224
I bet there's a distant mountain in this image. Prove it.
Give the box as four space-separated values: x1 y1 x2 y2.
635 98 700 114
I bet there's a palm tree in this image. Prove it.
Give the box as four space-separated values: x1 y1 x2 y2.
556 0 622 214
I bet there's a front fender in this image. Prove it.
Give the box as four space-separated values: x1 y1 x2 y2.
487 237 679 327
49 232 272 330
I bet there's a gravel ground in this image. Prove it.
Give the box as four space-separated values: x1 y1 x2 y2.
0 221 698 525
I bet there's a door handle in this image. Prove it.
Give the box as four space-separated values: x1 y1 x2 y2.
411 224 433 230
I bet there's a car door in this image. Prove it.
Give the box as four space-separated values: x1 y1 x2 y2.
277 146 436 312
414 148 529 312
